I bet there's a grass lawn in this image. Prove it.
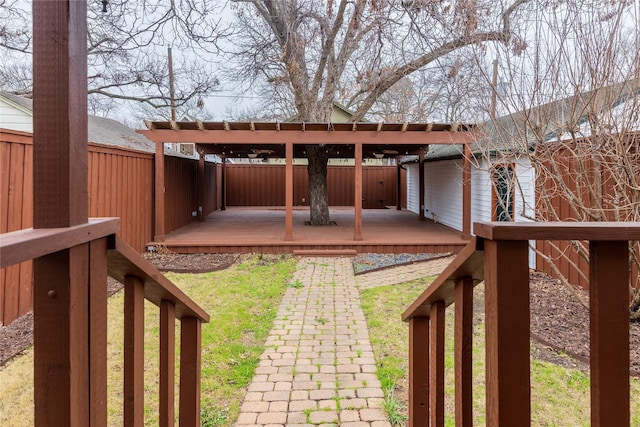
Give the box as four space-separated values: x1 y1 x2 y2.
0 254 295 427
361 278 640 427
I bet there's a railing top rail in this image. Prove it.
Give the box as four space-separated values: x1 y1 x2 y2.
108 237 210 323
0 218 120 268
402 237 484 321
475 221 640 241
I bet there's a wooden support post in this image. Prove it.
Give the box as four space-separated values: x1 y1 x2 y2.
354 142 363 241
221 159 227 211
285 142 293 241
589 241 629 426
409 317 430 426
180 317 202 427
155 141 166 241
429 301 445 427
124 275 145 427
462 144 472 239
484 239 530 426
33 2 92 425
160 300 176 427
396 162 402 210
197 151 205 222
454 276 473 427
419 152 425 221
34 245 90 426
89 238 108 427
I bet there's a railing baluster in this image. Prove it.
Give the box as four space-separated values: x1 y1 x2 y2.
124 275 145 427
430 301 445 427
179 317 203 427
409 317 430 427
89 238 108 427
454 276 473 427
589 241 630 426
484 239 530 427
160 300 176 427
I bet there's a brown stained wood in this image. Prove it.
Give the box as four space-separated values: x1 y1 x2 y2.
409 317 430 427
155 141 166 241
160 300 176 427
198 155 205 222
0 218 120 269
108 237 209 322
429 301 445 427
33 0 87 229
124 275 145 427
179 317 202 427
285 142 293 241
589 241 630 426
484 239 530 427
455 276 473 427
354 143 363 241
403 238 483 321
474 221 640 241
462 144 472 239
34 244 90 426
89 238 108 427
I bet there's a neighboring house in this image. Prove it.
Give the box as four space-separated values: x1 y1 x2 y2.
404 79 640 271
0 92 155 153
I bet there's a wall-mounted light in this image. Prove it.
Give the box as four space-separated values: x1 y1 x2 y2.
101 0 109 12
247 153 258 159
374 152 384 159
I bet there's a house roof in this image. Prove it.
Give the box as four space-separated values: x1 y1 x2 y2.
425 79 640 161
0 92 155 153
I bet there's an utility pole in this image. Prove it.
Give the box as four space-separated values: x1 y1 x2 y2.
168 46 177 121
491 58 499 118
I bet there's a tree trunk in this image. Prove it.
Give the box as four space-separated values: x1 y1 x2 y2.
306 145 331 225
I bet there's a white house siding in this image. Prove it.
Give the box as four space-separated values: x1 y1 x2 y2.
0 99 32 132
424 159 464 230
407 156 537 267
405 163 420 214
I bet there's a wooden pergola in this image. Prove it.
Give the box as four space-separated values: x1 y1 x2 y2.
139 121 477 243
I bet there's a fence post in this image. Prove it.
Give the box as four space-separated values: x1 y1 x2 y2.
430 301 445 427
160 300 176 427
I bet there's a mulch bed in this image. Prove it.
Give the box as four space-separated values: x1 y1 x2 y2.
1 253 639 376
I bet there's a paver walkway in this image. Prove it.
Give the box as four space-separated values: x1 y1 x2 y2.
235 256 452 427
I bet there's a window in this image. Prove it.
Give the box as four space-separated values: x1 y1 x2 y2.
492 164 515 222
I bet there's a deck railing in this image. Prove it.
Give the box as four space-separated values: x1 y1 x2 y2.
403 221 640 427
0 218 210 426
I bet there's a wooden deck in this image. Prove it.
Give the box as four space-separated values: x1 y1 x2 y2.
153 207 470 254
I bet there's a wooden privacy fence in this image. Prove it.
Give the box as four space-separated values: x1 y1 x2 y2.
0 221 209 426
225 164 399 208
403 222 639 427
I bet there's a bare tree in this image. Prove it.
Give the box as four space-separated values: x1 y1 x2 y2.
476 0 640 318
0 0 225 121
227 0 529 225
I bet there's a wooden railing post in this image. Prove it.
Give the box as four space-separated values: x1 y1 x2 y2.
429 301 445 427
160 300 176 427
180 317 202 427
124 275 145 427
454 276 473 427
589 241 630 426
409 317 430 426
484 239 530 427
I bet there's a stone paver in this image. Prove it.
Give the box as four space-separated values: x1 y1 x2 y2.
235 256 450 426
